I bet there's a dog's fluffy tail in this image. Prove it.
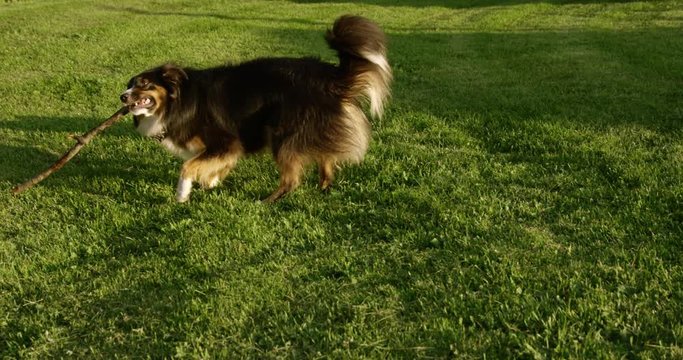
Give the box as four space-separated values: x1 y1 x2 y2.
326 15 392 119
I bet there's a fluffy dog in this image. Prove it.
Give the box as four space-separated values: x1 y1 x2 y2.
120 15 391 202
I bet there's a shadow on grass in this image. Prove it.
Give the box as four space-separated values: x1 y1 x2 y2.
0 144 63 184
0 115 137 136
2 208 223 356
99 5 328 26
382 29 683 131
288 0 639 8
0 115 172 193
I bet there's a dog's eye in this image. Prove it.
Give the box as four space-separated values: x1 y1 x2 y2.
139 78 150 87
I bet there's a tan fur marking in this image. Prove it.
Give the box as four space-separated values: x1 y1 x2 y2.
185 136 206 152
180 143 244 188
147 85 168 115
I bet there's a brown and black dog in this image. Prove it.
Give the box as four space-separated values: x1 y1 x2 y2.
120 15 391 202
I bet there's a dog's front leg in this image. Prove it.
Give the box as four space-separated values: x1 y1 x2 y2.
176 175 193 203
174 147 242 202
176 156 200 202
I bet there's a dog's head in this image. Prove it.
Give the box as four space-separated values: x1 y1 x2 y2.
120 64 187 118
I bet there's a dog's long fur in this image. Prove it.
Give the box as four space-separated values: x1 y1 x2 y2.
120 15 391 202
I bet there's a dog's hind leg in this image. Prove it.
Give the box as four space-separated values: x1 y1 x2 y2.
317 156 336 193
264 149 306 203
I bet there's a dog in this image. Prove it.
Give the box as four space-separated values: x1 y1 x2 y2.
120 15 391 202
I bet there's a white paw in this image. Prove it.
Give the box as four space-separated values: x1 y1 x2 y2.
176 177 192 203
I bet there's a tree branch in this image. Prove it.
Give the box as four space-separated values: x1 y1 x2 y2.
11 106 130 195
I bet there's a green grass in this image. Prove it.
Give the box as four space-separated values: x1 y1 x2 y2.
1 0 682 358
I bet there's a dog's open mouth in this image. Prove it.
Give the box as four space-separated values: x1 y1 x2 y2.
130 96 155 110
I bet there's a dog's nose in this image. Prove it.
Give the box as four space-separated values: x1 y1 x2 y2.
120 93 129 103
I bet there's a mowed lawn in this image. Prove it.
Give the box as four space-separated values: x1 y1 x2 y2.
1 0 682 358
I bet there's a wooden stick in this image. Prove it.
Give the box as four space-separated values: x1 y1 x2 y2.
11 106 130 194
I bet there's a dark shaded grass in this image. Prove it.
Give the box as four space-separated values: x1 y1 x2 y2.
290 0 640 9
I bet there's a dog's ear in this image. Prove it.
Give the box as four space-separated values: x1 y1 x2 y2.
161 64 187 99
